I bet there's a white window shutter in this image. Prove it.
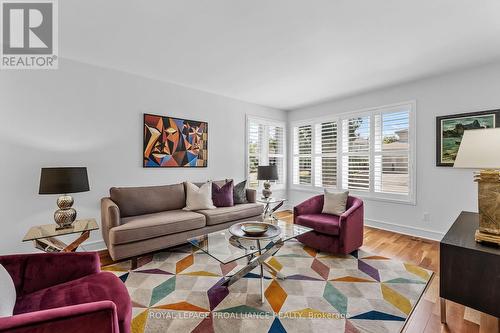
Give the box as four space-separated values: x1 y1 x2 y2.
342 116 370 191
292 101 414 203
247 120 263 189
314 122 337 187
247 118 286 190
268 125 285 184
374 110 410 194
293 125 312 185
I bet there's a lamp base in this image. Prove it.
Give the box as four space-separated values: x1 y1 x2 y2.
475 230 500 245
475 170 500 243
54 195 77 230
262 181 272 199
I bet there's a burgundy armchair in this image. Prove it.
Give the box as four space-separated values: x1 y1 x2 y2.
294 195 364 254
0 252 131 333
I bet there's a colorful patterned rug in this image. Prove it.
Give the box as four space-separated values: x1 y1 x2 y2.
103 239 433 333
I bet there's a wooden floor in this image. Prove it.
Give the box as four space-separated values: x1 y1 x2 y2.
362 226 498 333
99 211 499 333
286 212 498 333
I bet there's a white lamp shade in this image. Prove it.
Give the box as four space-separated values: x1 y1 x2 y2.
453 128 500 169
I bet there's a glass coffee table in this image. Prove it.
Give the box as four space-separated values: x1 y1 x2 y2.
188 220 312 302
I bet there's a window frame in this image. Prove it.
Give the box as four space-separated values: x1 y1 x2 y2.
292 124 313 186
290 101 416 205
313 121 338 188
246 115 287 191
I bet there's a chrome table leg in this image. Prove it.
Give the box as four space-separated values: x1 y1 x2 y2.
263 261 286 280
220 240 283 289
257 240 264 303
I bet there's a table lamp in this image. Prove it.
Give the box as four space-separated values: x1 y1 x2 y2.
257 165 278 199
39 167 90 229
454 128 500 244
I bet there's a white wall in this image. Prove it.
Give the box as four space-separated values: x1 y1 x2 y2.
287 61 500 240
2 58 499 254
0 59 286 254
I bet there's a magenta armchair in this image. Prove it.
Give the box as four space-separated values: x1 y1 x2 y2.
0 252 131 333
294 195 364 254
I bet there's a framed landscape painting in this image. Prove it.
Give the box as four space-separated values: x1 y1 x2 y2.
436 109 500 166
143 113 208 167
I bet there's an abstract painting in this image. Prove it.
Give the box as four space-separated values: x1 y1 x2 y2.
436 109 500 166
143 113 208 167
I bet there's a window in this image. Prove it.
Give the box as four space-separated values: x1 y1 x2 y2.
247 120 262 188
314 122 337 187
292 102 415 203
246 117 286 189
293 125 312 185
374 110 410 195
342 116 370 191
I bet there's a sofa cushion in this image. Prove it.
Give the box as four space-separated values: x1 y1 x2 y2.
197 203 264 226
212 180 234 207
192 179 227 188
110 183 185 217
0 263 15 317
110 210 206 245
14 271 131 331
322 189 349 216
233 180 248 204
295 213 340 236
183 182 216 211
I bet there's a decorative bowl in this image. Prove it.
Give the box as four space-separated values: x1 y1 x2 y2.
240 222 269 236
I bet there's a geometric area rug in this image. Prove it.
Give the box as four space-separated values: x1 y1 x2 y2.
103 239 433 333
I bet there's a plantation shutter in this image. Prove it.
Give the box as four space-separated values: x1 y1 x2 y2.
342 116 370 191
247 118 286 190
268 125 285 184
293 125 312 185
292 102 414 202
314 121 337 187
374 109 410 194
247 120 263 188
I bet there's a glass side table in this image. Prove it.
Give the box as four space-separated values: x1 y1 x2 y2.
22 218 99 253
256 197 287 222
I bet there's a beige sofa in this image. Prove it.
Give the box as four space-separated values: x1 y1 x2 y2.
101 181 263 261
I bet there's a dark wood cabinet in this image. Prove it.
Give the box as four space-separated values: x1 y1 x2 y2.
440 211 500 323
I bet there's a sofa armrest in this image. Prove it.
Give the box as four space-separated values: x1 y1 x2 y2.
246 188 257 203
293 195 324 222
101 197 121 247
340 197 363 220
0 301 119 333
0 252 100 296
339 197 364 251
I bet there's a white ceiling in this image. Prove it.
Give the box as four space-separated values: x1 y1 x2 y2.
61 1 500 110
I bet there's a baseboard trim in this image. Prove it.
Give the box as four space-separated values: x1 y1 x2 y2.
365 218 444 242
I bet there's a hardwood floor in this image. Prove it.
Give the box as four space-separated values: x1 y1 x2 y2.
99 210 499 333
278 212 498 333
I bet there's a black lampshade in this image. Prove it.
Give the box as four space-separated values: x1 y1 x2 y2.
257 165 279 181
39 167 90 195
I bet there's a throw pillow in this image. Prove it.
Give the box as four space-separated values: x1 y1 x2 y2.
233 180 248 204
0 264 16 317
322 189 349 216
212 180 234 207
183 182 216 211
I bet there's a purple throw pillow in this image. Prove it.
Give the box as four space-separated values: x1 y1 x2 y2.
212 180 234 207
